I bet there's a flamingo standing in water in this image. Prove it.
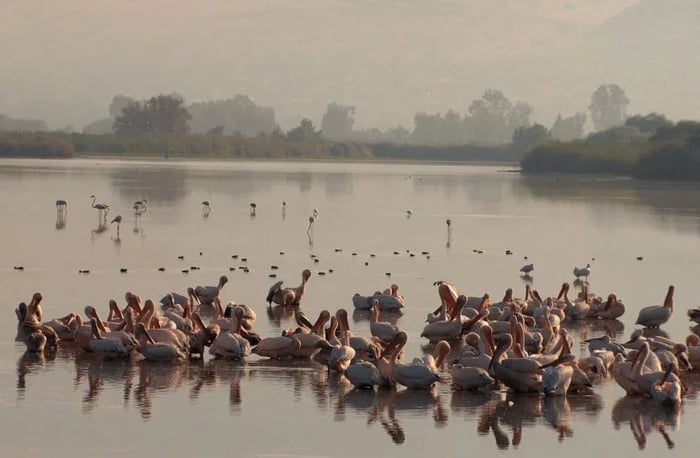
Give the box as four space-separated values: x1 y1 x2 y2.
307 216 315 243
133 199 147 213
111 215 122 237
90 195 109 219
55 199 67 215
446 218 452 247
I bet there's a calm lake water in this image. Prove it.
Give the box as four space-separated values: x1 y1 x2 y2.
2 158 700 457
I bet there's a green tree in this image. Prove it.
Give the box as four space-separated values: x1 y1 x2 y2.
188 95 277 136
287 118 321 142
320 103 355 140
551 113 586 141
588 84 629 131
651 120 700 143
465 90 531 145
512 123 550 153
411 112 443 144
113 95 191 135
625 113 672 135
109 95 136 119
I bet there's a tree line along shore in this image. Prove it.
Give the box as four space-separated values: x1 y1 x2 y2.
1 86 699 180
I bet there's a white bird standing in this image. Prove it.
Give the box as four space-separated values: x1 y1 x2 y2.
573 263 591 280
202 201 211 216
520 263 534 275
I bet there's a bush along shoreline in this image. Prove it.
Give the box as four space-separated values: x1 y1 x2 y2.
521 121 700 181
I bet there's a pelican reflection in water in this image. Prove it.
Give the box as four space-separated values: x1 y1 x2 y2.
612 395 681 450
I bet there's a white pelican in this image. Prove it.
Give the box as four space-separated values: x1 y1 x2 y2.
326 314 357 372
450 364 494 391
542 364 574 396
413 340 451 373
290 311 331 359
209 308 251 360
420 295 467 342
488 334 543 393
632 342 683 406
15 298 54 352
345 345 381 389
135 323 187 362
590 294 625 320
370 300 401 343
266 269 311 306
432 280 459 318
253 336 302 359
188 312 220 357
452 327 494 369
381 284 405 304
635 285 675 328
42 313 76 341
390 332 441 389
88 318 137 360
352 293 372 310
195 275 229 306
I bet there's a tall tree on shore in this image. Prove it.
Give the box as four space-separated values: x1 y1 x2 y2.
589 84 629 131
113 95 191 135
321 103 355 140
551 113 586 141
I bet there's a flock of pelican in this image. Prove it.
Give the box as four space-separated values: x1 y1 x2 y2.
14 264 698 410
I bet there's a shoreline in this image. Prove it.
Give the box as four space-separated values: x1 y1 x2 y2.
0 153 521 168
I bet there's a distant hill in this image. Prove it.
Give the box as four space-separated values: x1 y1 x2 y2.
585 0 700 120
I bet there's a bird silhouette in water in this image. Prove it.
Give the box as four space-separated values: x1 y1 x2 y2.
111 215 123 237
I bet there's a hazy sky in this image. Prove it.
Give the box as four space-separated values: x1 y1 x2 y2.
1 0 698 131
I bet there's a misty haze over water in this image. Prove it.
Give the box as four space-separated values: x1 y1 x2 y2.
1 0 699 132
